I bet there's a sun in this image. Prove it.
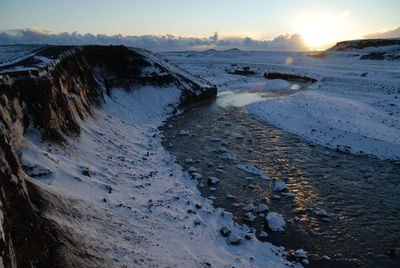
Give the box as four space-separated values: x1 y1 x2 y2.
292 10 352 50
300 24 332 48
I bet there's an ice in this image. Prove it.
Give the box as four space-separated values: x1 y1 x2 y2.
273 181 288 192
243 203 255 211
217 146 227 153
178 130 190 135
209 187 216 191
259 231 268 238
266 212 285 231
207 176 220 185
315 210 328 217
257 204 269 212
243 212 255 222
295 249 308 259
219 153 237 160
237 164 269 180
226 194 235 199
187 166 197 172
185 158 193 164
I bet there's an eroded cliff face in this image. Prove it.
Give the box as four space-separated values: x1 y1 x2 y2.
0 45 216 267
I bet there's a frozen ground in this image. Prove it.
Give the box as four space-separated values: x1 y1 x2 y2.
21 85 297 267
163 49 400 160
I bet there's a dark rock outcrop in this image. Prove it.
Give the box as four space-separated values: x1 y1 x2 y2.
264 72 317 83
0 45 216 267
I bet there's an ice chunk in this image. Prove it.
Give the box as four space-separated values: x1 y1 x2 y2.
207 176 220 185
237 164 269 180
295 249 308 259
273 181 287 192
226 194 235 199
178 130 189 135
266 212 285 231
244 212 255 222
228 233 242 245
243 203 255 211
217 147 227 153
259 231 268 238
257 204 269 212
187 166 197 172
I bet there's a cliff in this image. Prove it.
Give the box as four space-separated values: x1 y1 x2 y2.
0 45 216 267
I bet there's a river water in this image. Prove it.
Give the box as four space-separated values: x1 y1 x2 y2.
160 86 400 267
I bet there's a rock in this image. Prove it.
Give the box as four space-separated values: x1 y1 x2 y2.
215 168 224 173
220 226 231 237
195 204 202 209
217 147 227 153
198 183 204 188
248 184 255 189
228 233 242 245
266 212 285 231
243 203 255 211
210 137 221 142
207 162 213 167
232 203 240 208
187 166 197 172
226 194 235 199
322 255 330 260
295 249 308 259
208 196 216 200
259 213 265 217
208 176 220 185
245 233 252 240
235 134 244 139
217 165 224 169
302 259 309 264
294 216 300 221
259 231 268 238
243 212 255 222
178 130 190 135
185 158 193 164
209 187 216 191
257 204 269 212
273 181 287 192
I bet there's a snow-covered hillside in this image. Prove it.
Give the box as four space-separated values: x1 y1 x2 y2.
163 47 400 160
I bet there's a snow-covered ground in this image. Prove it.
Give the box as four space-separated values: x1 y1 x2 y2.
163 50 400 160
21 85 296 267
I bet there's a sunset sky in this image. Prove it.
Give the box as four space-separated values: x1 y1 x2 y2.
1 0 399 50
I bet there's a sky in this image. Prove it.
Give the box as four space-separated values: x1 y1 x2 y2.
1 0 399 51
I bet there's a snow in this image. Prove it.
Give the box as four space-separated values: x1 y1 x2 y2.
266 212 285 231
20 83 296 266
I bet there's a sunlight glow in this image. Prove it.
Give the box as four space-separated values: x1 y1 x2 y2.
293 9 355 49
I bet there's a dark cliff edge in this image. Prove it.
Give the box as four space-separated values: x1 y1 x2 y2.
308 38 400 60
0 45 216 267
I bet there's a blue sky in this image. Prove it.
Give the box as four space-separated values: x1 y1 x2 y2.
1 0 399 48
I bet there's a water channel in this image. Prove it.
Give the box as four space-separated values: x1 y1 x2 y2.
160 85 400 267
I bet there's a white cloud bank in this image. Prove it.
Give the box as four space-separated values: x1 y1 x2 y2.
0 28 308 52
363 26 400 39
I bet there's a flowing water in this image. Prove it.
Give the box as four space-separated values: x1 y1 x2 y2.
160 86 400 267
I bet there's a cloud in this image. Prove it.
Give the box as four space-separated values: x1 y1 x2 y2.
0 28 308 52
363 26 400 39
